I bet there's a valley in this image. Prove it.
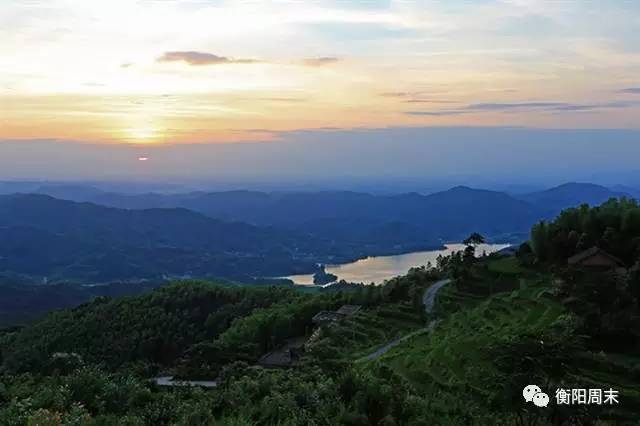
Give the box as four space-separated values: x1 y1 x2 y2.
2 199 640 423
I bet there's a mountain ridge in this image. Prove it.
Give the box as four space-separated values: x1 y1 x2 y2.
0 183 633 282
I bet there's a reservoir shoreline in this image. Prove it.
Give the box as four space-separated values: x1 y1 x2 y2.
285 243 510 286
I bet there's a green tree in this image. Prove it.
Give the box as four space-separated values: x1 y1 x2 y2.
463 232 485 246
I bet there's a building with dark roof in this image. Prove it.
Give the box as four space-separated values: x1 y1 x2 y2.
312 305 362 325
335 305 362 316
567 247 625 269
257 337 307 368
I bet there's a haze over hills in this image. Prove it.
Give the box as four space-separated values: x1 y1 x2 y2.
0 182 632 284
24 180 629 229
518 182 628 217
0 194 340 281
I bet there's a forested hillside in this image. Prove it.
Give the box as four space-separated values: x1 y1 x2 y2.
2 200 639 424
520 182 626 218
0 279 165 326
0 194 357 281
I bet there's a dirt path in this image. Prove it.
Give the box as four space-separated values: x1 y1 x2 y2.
362 278 450 361
422 278 451 313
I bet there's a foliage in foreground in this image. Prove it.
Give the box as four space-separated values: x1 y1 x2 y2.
2 203 640 424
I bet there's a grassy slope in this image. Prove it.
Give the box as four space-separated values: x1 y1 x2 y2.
305 303 425 365
380 287 562 391
359 257 640 422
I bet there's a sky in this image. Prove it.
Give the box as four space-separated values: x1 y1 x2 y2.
1 0 640 182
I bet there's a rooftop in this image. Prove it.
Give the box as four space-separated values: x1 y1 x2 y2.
312 305 362 324
336 305 362 316
567 246 624 267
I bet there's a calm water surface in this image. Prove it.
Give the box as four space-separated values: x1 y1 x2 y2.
287 243 509 285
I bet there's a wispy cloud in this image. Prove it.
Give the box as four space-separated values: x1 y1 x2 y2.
157 51 259 66
405 110 470 116
620 87 640 94
258 97 308 103
303 57 341 66
468 101 639 112
379 92 455 104
406 100 640 116
404 99 457 104
231 96 309 103
157 52 341 68
466 102 568 111
551 101 639 111
379 91 426 98
379 92 410 98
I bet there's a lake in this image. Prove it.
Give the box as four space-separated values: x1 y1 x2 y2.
286 243 510 286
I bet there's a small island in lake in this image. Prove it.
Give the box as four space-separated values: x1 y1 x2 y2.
313 264 338 285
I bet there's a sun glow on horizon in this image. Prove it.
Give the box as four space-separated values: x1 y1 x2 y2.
126 125 160 144
1 0 640 144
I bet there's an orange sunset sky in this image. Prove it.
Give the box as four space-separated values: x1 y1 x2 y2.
1 0 640 146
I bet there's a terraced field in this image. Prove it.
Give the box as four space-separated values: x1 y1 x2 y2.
567 354 640 421
487 256 527 274
432 256 551 317
305 302 425 363
361 259 640 422
374 286 565 394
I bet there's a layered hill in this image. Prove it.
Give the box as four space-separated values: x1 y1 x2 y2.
31 185 542 241
519 182 627 217
0 194 342 281
1 183 632 283
32 182 632 234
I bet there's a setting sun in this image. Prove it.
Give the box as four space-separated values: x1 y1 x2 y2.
127 127 159 143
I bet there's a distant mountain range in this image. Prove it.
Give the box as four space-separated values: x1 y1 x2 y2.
30 181 633 231
0 194 340 281
517 182 627 217
0 182 633 282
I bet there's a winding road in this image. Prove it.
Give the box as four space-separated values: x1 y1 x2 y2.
362 278 450 361
422 278 451 313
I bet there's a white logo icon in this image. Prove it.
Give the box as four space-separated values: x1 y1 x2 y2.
523 385 542 402
533 392 550 407
523 385 549 407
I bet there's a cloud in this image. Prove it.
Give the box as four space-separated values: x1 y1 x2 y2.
379 92 413 98
405 100 640 116
258 97 308 103
379 92 456 104
157 51 259 66
550 101 638 112
405 110 470 116
620 87 640 94
232 96 309 103
121 63 133 68
404 99 456 104
303 57 341 66
467 102 568 111
157 52 340 68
